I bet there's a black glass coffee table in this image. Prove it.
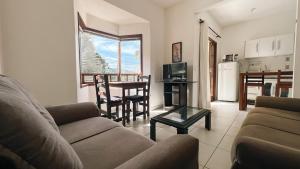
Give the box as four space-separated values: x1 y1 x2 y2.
150 106 211 141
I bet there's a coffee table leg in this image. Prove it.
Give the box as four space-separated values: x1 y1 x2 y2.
177 128 188 134
205 113 211 130
150 120 156 141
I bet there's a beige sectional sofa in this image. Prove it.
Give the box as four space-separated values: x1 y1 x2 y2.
231 96 300 169
0 75 199 169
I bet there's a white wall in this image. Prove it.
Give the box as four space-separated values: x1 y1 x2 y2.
293 0 300 98
221 12 296 72
165 0 222 106
86 14 119 35
104 0 165 108
0 0 78 105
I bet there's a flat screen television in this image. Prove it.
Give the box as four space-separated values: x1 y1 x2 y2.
163 62 187 80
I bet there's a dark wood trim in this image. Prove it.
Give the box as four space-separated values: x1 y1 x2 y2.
118 41 121 80
77 13 144 85
140 34 143 75
209 38 217 101
81 73 140 86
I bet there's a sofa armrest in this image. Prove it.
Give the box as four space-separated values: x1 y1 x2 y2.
46 102 100 126
255 96 300 112
232 136 300 169
115 135 199 169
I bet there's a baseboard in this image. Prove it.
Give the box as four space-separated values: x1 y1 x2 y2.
151 104 163 111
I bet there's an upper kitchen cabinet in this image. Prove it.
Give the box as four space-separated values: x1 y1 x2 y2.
275 34 294 56
245 39 259 58
259 37 276 57
245 33 295 58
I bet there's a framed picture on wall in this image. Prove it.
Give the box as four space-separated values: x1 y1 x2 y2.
172 42 182 63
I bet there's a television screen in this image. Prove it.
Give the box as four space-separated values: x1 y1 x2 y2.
163 62 187 80
171 63 187 76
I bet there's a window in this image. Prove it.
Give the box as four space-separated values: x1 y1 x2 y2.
80 32 119 74
121 40 142 74
78 15 143 85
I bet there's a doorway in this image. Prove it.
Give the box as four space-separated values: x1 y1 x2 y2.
209 38 217 101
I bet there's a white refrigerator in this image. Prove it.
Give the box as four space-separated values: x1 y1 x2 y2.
218 62 239 102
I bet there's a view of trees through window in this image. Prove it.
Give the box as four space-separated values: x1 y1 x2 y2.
79 31 142 75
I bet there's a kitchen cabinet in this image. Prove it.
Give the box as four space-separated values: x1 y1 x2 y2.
259 37 276 57
244 33 294 58
245 39 259 58
276 34 294 56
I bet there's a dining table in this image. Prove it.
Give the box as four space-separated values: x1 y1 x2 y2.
109 81 147 126
239 71 293 110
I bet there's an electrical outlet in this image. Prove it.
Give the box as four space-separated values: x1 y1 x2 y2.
286 57 290 62
285 65 290 70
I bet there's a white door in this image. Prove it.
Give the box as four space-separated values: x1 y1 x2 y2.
245 40 259 58
276 34 294 56
259 37 276 57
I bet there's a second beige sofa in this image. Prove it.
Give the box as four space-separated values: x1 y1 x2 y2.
231 96 300 169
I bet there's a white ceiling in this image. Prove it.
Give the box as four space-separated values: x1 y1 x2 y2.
150 0 184 8
79 0 148 25
207 0 297 27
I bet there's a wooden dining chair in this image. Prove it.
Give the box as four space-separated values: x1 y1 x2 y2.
245 72 265 104
275 70 293 97
94 75 105 114
94 74 123 120
126 75 151 122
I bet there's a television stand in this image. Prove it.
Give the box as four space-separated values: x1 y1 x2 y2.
161 80 195 107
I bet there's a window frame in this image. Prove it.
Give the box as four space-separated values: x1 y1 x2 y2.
78 13 143 86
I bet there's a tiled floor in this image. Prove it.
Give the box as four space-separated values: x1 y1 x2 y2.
125 102 250 169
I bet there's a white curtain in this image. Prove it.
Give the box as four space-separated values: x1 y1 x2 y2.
198 21 211 109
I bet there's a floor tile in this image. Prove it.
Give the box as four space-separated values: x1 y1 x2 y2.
190 128 224 146
198 141 216 166
226 126 241 137
218 134 236 152
199 163 204 169
206 148 232 169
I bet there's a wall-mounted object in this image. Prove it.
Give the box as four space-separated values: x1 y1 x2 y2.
172 42 182 63
245 33 294 58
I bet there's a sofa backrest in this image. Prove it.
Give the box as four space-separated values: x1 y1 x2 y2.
256 96 300 112
0 75 83 169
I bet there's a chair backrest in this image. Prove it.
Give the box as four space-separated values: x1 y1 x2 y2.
277 70 293 85
94 75 111 103
94 75 102 108
245 72 264 87
137 75 151 97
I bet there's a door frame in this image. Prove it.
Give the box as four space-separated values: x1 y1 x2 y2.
209 38 217 101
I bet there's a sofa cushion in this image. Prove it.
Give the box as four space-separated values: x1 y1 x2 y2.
250 107 300 121
59 117 121 144
243 113 300 135
232 126 300 169
72 127 155 169
0 76 83 169
236 125 300 151
0 75 59 132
